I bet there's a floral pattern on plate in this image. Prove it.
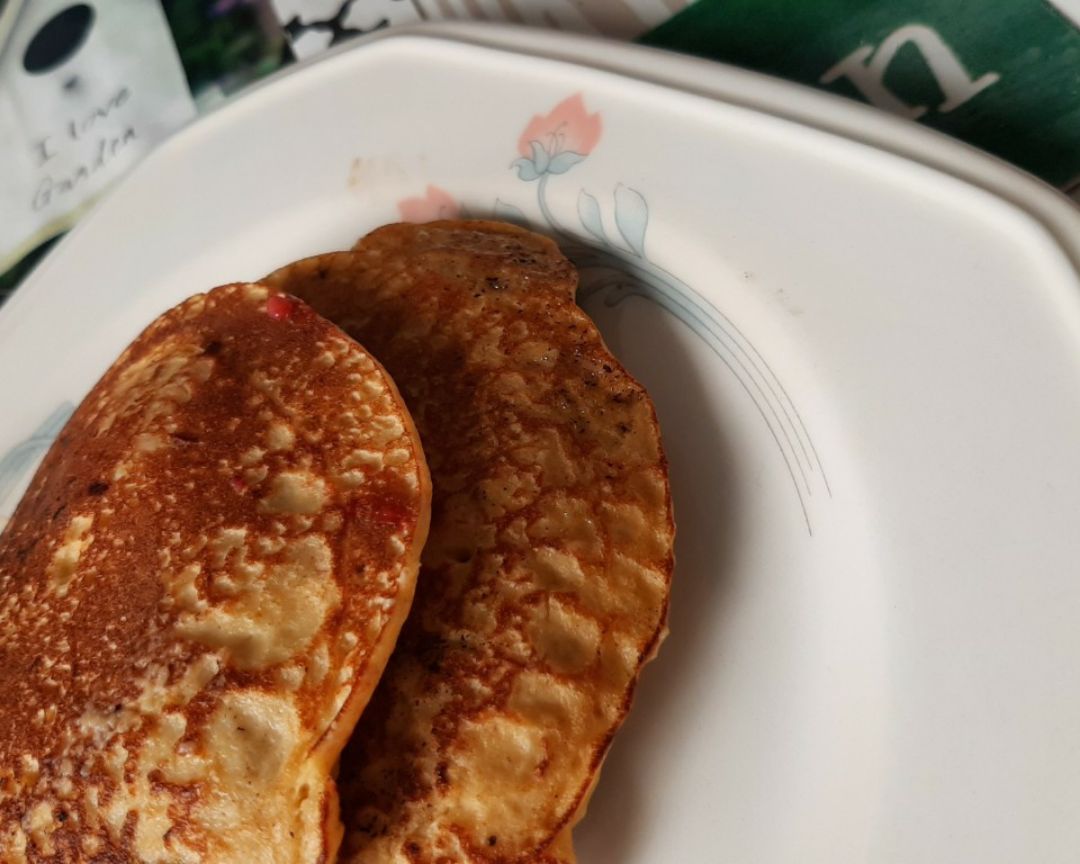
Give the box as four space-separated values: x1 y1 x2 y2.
494 93 829 532
4 92 825 537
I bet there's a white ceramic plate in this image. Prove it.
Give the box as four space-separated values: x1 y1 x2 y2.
4 24 1080 863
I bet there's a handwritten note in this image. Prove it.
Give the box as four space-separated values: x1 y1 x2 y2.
30 87 141 212
0 0 195 272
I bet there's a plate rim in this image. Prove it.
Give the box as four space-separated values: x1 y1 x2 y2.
5 20 1080 326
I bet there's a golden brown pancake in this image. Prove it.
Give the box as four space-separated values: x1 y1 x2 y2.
0 284 431 863
266 221 674 863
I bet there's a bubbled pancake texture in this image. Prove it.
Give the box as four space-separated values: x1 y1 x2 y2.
0 284 428 863
266 221 674 864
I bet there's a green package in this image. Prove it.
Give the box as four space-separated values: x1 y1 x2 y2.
643 0 1080 189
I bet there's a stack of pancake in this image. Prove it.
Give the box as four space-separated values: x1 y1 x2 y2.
0 221 674 864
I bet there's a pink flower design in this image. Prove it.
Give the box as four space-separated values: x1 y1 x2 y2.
517 93 602 159
513 93 602 181
397 185 460 223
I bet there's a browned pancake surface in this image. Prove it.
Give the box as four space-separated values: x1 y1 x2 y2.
266 221 674 863
0 284 430 862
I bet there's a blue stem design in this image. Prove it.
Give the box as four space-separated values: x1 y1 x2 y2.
537 174 565 235
525 163 829 533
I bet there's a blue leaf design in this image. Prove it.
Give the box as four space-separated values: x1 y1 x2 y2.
512 157 540 182
577 189 606 243
494 199 527 225
0 448 31 504
614 184 649 257
0 402 74 505
529 141 550 174
546 151 585 175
